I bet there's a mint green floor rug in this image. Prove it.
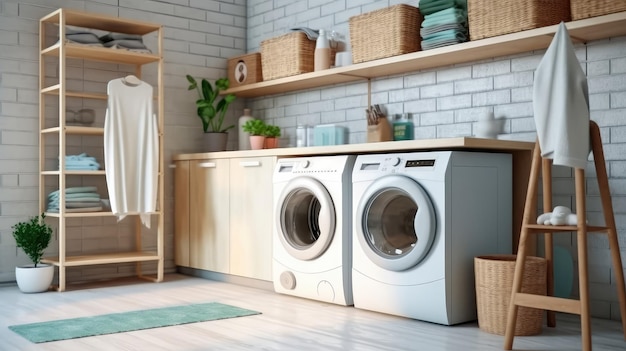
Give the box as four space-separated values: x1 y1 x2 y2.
9 302 260 343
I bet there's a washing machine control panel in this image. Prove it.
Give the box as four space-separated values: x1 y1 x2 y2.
373 156 437 172
276 159 344 174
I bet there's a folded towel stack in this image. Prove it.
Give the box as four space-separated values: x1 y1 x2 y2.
99 32 151 53
47 186 103 213
420 0 468 50
61 153 101 171
65 27 103 47
61 27 151 53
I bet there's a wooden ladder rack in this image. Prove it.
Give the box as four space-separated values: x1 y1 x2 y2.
504 121 626 350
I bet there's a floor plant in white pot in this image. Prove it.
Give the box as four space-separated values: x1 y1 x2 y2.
12 213 54 293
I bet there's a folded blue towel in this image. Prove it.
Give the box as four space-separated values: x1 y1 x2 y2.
420 0 455 8
421 23 467 37
66 165 100 171
62 153 101 170
48 192 100 201
420 0 467 11
422 8 467 28
422 28 468 42
65 152 91 160
65 202 103 208
48 187 98 198
421 37 465 50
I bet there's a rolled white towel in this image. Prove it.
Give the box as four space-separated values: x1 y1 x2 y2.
537 206 579 226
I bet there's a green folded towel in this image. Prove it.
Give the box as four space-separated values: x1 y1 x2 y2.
422 8 467 27
419 0 457 15
47 186 98 198
422 29 467 42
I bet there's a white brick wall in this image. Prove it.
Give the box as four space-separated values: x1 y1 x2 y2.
0 0 246 283
246 0 626 321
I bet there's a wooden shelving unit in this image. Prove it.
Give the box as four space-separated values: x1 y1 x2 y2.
38 8 164 291
225 11 626 98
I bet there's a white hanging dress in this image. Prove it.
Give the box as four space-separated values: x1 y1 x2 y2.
104 76 158 227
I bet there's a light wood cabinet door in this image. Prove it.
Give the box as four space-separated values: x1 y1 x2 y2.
229 156 276 280
189 159 230 273
174 160 190 267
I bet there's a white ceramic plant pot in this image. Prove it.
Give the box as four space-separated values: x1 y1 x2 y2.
15 263 54 293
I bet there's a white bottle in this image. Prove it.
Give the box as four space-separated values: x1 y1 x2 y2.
296 124 307 147
314 29 331 71
238 108 254 150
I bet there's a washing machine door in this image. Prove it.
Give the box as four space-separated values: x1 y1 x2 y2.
356 174 436 272
276 176 336 261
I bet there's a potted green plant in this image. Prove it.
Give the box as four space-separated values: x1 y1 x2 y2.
12 213 54 293
264 124 281 149
242 119 267 150
186 75 236 151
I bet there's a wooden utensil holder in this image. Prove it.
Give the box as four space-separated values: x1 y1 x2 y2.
367 117 392 142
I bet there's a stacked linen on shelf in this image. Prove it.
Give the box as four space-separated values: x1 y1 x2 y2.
99 33 152 53
420 0 468 50
64 27 103 47
47 186 102 213
63 153 101 171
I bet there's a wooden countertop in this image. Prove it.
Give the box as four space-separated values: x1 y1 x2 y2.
173 137 536 160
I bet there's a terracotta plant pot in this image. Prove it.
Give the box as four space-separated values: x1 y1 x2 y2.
249 135 266 150
264 137 279 149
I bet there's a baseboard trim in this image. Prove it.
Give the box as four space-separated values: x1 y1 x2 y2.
176 267 274 292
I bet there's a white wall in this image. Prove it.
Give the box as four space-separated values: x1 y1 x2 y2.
0 0 246 284
246 0 626 321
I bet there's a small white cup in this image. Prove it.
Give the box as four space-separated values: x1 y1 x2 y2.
335 51 352 67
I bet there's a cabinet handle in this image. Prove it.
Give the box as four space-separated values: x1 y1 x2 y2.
240 161 261 167
169 164 176 169
198 162 216 168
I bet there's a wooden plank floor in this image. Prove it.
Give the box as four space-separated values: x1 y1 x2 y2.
1 274 625 351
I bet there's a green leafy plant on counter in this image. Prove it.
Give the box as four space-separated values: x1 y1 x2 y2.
264 124 281 138
242 118 267 136
186 75 236 133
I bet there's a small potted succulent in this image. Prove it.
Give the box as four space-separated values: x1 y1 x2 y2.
12 213 54 293
264 124 281 149
186 75 236 151
242 119 267 150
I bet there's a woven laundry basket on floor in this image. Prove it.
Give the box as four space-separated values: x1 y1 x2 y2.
474 254 547 336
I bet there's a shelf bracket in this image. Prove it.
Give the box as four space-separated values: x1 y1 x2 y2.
367 78 371 107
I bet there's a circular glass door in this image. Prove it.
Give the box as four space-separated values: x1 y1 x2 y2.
356 175 436 271
276 176 335 261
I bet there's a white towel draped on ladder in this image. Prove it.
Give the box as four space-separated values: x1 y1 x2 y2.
104 76 158 227
533 22 590 169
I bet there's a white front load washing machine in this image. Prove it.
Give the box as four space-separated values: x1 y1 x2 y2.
352 151 512 325
273 155 356 305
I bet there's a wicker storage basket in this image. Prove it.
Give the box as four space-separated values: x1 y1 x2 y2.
571 0 626 20
474 254 547 336
468 0 571 40
261 32 315 81
227 52 262 87
349 4 422 64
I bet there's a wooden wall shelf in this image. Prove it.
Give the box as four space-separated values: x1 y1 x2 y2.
225 12 626 98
